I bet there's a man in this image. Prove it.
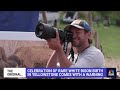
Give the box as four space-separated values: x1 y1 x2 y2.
46 19 104 70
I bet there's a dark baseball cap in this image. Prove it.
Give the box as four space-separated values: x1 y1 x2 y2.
64 19 91 32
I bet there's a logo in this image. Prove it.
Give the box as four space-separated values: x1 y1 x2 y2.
108 70 115 76
106 68 116 77
4 68 26 78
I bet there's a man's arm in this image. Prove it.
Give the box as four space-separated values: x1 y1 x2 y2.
56 46 72 68
46 31 73 68
46 50 58 68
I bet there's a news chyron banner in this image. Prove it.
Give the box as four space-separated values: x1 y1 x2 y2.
4 68 116 79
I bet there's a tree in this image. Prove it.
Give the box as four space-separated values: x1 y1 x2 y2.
42 11 47 24
83 11 102 50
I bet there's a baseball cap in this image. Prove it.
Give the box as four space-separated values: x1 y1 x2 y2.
64 19 91 32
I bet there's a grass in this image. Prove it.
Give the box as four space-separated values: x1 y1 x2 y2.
58 22 120 59
94 24 120 59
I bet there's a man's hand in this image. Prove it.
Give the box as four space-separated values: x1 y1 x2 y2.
47 31 62 50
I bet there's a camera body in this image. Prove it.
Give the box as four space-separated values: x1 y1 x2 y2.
35 22 73 43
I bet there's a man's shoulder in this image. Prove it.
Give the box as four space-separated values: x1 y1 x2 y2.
80 46 105 67
89 46 100 51
83 46 104 59
86 46 102 54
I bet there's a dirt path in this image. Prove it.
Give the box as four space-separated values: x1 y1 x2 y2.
105 57 120 71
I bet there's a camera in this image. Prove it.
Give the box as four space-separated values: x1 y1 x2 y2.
35 22 73 43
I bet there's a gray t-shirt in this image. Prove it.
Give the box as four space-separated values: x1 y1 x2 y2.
68 46 105 79
69 46 105 68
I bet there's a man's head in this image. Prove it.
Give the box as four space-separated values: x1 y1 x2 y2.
64 19 92 47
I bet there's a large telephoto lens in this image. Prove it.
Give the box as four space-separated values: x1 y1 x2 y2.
35 22 72 43
35 22 56 40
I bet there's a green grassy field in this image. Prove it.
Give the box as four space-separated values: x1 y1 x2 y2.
94 24 120 59
58 23 120 59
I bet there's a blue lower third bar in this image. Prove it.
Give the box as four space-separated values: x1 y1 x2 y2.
25 68 116 78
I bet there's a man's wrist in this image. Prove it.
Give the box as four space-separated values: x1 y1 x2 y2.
56 45 63 52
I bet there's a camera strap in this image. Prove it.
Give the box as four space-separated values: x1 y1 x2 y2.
70 48 74 62
75 45 90 63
